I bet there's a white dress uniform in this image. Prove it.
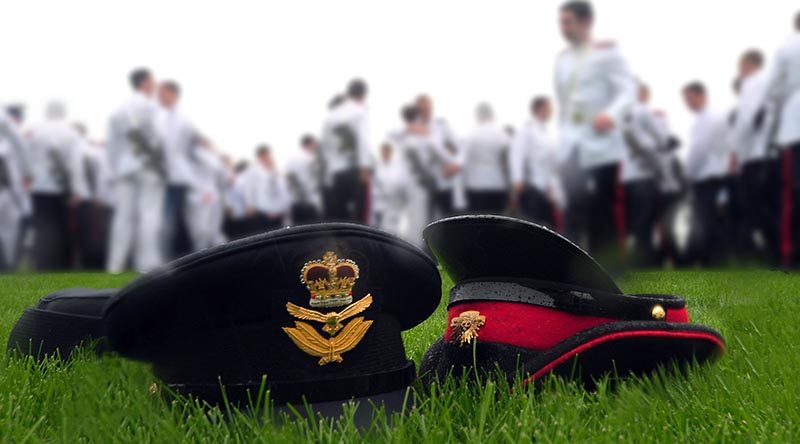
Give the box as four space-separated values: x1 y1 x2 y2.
0 112 29 268
509 117 560 224
186 148 227 251
732 70 774 163
319 99 372 223
285 148 322 224
106 91 166 273
621 103 668 183
767 33 800 147
685 108 730 184
462 121 511 213
241 163 290 232
157 107 200 188
427 118 461 216
554 42 637 170
374 146 408 240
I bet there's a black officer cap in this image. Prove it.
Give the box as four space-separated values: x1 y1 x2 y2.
420 215 724 388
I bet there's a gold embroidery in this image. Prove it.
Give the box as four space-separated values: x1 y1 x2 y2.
283 296 373 365
300 251 359 308
450 310 486 346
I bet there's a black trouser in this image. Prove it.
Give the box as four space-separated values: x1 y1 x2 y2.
32 193 72 270
325 169 368 224
466 190 507 215
291 203 320 226
692 178 731 266
76 201 111 269
245 213 284 237
223 216 249 241
163 184 192 260
586 163 623 259
624 178 659 267
780 143 800 268
739 158 781 265
520 186 554 228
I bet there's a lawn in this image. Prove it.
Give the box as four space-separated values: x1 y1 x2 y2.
0 270 798 443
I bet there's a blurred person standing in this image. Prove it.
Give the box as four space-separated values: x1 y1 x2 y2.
156 80 201 259
765 12 800 268
0 106 30 270
373 142 405 237
682 82 732 266
415 94 462 219
319 79 372 224
106 68 166 273
26 101 88 270
242 145 289 234
462 103 511 214
74 123 113 269
554 1 636 256
508 96 560 227
286 134 322 225
621 83 669 267
729 49 781 264
223 160 250 240
186 145 227 250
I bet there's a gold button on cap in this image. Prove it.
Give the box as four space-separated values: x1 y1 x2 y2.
651 305 666 320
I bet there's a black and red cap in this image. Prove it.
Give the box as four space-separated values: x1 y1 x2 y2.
419 215 725 387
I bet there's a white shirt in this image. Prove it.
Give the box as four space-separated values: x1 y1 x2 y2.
766 33 800 146
226 173 248 220
285 148 321 208
107 92 162 179
554 42 637 169
426 118 461 191
26 119 88 198
242 163 289 215
621 103 669 183
319 99 371 181
730 70 773 162
462 121 510 191
685 107 730 183
387 127 448 191
157 107 200 187
509 118 559 192
81 141 113 205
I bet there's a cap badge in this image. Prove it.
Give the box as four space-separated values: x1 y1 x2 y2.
450 310 486 346
300 251 359 308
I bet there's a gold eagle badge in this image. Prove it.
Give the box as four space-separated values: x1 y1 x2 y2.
450 310 486 346
283 252 373 365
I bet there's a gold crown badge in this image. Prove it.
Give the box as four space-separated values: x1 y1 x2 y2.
300 251 359 308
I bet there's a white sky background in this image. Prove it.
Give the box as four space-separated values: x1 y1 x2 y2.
2 0 798 165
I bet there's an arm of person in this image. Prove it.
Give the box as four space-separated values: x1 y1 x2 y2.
355 111 372 181
596 47 636 132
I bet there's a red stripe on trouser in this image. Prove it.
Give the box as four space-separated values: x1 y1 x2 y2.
614 164 627 253
781 149 793 267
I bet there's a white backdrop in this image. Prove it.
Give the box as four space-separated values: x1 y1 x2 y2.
1 0 797 164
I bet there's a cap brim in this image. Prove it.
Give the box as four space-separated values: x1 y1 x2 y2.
424 215 621 293
421 322 724 387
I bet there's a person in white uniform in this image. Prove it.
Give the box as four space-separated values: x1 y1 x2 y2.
223 160 250 241
286 134 322 225
156 80 202 260
241 145 289 235
462 103 511 214
682 81 732 265
765 12 800 267
554 1 637 255
186 145 227 251
319 79 372 224
0 107 30 270
106 68 166 273
26 101 89 270
509 96 560 228
415 94 462 219
729 49 781 264
621 83 669 266
74 123 113 269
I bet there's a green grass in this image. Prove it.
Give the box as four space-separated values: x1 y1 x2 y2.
0 270 799 442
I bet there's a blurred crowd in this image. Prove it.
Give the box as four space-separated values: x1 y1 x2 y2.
1 2 800 273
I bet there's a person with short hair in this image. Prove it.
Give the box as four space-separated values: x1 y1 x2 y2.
241 145 289 235
554 1 637 258
509 96 560 228
682 81 732 265
106 67 166 273
319 79 373 223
